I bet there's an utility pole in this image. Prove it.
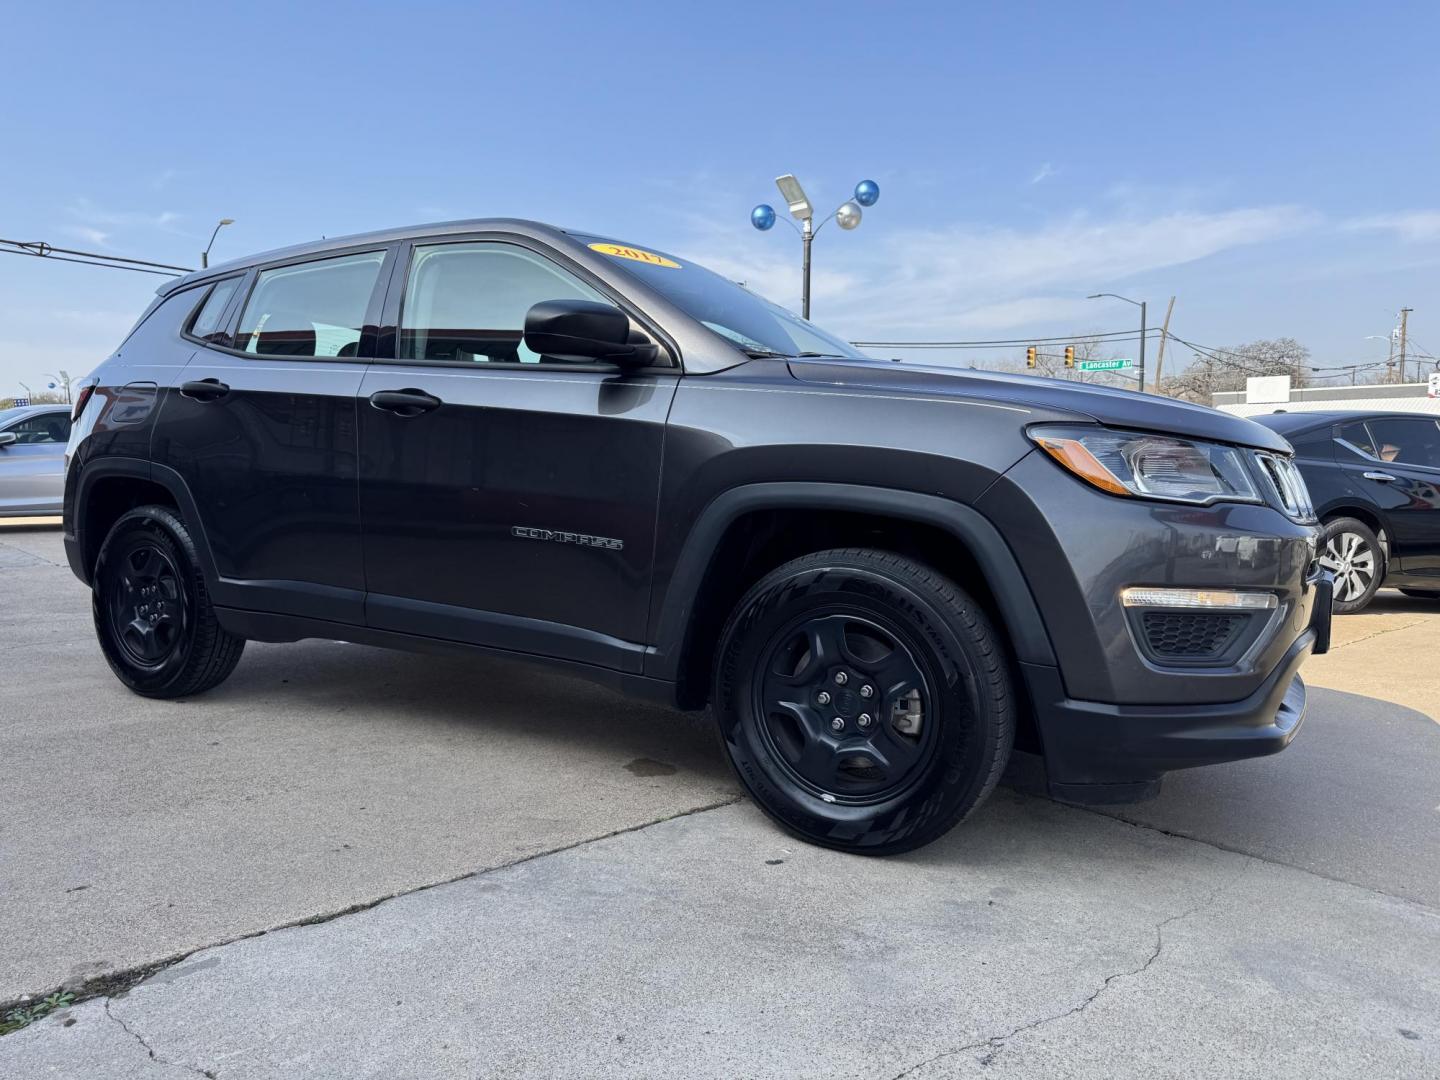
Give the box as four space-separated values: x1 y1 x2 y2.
1398 307 1412 382
1152 295 1176 391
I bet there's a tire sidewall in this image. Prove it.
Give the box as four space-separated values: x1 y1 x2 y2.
93 507 203 695
715 560 1002 853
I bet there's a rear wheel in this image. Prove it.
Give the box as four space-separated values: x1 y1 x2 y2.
1318 517 1383 614
713 549 1014 855
93 506 245 698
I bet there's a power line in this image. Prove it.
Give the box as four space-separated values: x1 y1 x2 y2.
854 328 1164 349
0 237 192 276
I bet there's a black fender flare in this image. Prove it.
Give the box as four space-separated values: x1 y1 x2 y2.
644 482 1057 682
70 458 219 586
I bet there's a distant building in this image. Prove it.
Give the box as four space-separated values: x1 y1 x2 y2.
1213 374 1440 418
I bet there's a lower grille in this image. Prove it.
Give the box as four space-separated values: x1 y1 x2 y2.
1141 612 1247 659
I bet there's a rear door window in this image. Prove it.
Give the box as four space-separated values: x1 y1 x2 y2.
1363 417 1440 469
235 251 386 358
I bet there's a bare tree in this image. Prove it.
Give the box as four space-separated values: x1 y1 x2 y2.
1158 337 1311 403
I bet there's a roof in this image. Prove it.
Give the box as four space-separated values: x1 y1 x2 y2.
1 403 71 418
1250 408 1439 433
158 218 576 296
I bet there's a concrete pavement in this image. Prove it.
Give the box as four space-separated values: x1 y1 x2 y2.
2 526 1438 1078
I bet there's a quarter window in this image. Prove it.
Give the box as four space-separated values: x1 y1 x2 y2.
400 243 606 364
235 251 385 358
189 277 241 341
1336 421 1377 459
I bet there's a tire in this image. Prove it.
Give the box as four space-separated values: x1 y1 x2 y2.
1318 517 1384 614
713 548 1015 855
1399 589 1440 600
92 505 245 698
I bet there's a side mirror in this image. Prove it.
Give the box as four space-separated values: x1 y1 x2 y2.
0 432 16 448
523 299 658 366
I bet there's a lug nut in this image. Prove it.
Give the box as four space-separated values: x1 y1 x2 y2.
857 713 873 729
816 691 832 705
834 672 849 686
859 684 874 699
830 717 845 732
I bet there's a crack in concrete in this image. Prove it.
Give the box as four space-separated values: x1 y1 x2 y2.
886 863 1250 1079
3 795 746 1025
104 999 216 1079
1324 619 1430 650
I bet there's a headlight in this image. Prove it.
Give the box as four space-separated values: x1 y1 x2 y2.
1029 425 1260 506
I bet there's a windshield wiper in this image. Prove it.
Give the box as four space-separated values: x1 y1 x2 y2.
741 348 791 359
796 352 849 358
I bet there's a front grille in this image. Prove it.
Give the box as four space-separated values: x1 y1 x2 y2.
1254 452 1316 521
1141 611 1247 658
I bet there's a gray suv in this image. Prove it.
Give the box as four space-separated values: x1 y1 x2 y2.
62 219 1332 853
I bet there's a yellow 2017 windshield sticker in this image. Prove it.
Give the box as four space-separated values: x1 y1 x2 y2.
588 242 680 269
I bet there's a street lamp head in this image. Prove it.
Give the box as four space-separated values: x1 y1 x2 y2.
775 174 813 221
751 204 777 231
854 179 880 207
835 201 863 230
1086 293 1104 300
219 218 235 226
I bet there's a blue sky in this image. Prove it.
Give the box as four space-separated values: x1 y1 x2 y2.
4 0 1439 390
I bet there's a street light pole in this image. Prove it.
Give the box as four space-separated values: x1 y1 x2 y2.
1138 300 1147 394
801 218 813 320
201 218 234 269
1088 292 1148 392
752 176 879 320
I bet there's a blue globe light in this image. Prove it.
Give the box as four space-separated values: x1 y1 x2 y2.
854 179 880 207
751 203 776 231
47 382 56 389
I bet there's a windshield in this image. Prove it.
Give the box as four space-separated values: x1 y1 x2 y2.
576 234 869 360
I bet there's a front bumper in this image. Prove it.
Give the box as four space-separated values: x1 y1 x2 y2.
1028 572 1332 803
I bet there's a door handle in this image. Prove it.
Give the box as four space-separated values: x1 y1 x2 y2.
368 388 442 417
1363 471 1397 482
179 378 230 402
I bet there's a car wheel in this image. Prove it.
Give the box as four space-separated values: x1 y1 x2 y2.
93 505 245 698
713 548 1015 855
1318 517 1383 614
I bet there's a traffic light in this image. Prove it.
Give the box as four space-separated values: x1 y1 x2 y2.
1064 345 1075 368
1026 346 1037 368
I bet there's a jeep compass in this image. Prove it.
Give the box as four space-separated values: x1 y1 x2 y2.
64 219 1332 853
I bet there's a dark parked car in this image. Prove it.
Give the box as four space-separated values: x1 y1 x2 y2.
63 219 1331 854
1254 411 1440 613
0 404 72 516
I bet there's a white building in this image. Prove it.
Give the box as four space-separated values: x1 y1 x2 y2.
1213 374 1440 418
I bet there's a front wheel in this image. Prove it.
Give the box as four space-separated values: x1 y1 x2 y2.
1318 517 1383 614
713 549 1015 855
93 506 245 698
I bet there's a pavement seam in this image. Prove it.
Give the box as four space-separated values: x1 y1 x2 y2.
883 860 1251 1079
104 998 216 1078
1093 804 1440 917
1324 619 1431 650
0 794 745 1028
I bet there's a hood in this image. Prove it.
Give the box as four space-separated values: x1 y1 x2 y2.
787 358 1292 453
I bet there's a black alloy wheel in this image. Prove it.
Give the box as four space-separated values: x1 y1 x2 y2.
715 548 1015 855
754 612 936 803
93 506 246 698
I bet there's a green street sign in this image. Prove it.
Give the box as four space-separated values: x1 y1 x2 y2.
1076 358 1133 371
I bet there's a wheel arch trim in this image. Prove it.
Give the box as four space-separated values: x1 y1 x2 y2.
71 458 219 586
645 481 1058 682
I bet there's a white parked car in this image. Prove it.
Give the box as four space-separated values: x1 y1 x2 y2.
0 404 72 516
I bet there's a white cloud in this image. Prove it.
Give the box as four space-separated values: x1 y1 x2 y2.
1345 211 1440 243
68 197 183 233
1030 162 1056 185
61 225 111 247
670 203 1317 341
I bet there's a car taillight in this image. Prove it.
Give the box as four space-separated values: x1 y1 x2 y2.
72 383 96 422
